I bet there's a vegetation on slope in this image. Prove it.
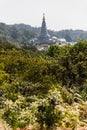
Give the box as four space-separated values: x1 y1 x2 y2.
0 40 87 130
1 23 87 44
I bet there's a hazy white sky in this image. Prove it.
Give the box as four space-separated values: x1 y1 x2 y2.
0 0 87 31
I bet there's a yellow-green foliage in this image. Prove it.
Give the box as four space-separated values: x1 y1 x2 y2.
0 41 87 129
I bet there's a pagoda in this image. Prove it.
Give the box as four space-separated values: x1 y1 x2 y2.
38 14 50 44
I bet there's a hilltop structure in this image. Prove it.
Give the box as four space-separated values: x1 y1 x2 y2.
31 14 66 49
38 14 50 44
38 14 57 44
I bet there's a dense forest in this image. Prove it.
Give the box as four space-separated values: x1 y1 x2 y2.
0 40 87 130
1 23 87 45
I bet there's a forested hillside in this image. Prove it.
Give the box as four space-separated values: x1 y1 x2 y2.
0 23 87 44
0 23 38 45
0 40 87 130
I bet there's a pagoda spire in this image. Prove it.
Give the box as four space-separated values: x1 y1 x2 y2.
38 14 50 44
43 13 45 21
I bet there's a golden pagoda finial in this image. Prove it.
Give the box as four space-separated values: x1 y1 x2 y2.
43 13 45 20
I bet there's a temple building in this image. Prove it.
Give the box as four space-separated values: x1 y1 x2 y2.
31 14 66 48
38 14 50 44
38 14 57 44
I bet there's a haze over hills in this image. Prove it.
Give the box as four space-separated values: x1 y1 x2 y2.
0 22 87 45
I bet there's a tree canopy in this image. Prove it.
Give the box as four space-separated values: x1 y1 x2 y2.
0 40 87 130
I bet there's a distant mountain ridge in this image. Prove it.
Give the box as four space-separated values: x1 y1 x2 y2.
0 22 87 44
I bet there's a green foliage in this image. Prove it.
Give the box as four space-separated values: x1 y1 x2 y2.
0 23 38 44
47 45 60 57
60 87 73 104
81 80 87 101
64 34 72 42
3 96 30 130
1 23 87 44
0 41 87 129
47 41 87 87
36 92 61 129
